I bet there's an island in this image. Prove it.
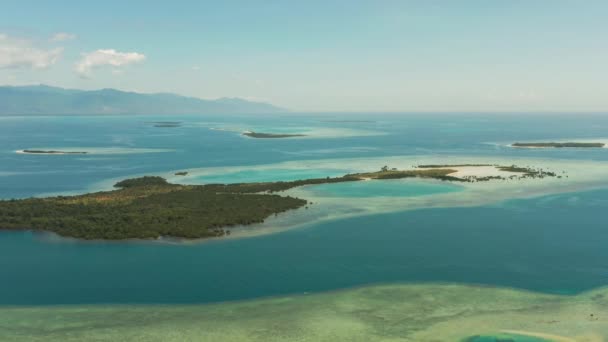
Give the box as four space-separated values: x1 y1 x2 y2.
512 142 605 148
0 165 559 240
242 131 306 138
147 121 182 128
174 171 189 176
19 150 88 155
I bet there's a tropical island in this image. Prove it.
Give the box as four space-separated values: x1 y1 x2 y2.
243 131 306 138
19 150 88 155
0 164 559 240
512 142 605 148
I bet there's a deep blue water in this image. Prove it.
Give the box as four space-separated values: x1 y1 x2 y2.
1 113 608 305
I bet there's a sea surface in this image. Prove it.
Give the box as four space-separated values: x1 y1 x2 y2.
1 113 608 305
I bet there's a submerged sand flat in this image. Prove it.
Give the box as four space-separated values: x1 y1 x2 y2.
15 147 174 155
158 155 608 239
1 283 606 341
207 124 387 139
35 154 608 240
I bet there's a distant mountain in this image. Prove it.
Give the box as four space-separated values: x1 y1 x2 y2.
0 85 284 115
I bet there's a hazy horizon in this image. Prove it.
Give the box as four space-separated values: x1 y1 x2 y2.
1 1 607 112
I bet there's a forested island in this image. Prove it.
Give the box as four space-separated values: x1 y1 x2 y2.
20 150 88 155
512 142 605 148
243 131 306 138
0 165 559 240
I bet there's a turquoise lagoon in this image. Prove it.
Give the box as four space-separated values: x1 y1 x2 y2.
193 168 349 184
303 178 463 198
1 113 608 306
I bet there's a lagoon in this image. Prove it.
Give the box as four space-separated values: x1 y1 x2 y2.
303 178 463 197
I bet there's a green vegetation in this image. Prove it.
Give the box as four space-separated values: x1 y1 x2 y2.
497 165 557 178
416 164 560 181
174 171 189 176
114 176 169 188
0 163 560 240
348 168 464 182
21 150 88 155
418 164 492 168
147 121 182 128
0 177 306 240
512 142 605 148
243 131 306 138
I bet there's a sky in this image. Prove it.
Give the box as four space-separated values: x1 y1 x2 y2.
0 0 607 112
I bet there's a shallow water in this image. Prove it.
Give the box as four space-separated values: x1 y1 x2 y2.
2 113 608 307
195 167 349 183
303 178 463 197
463 334 550 342
2 283 605 341
2 188 608 305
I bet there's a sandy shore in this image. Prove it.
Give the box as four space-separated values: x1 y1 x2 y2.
447 165 523 178
147 155 608 240
30 154 608 242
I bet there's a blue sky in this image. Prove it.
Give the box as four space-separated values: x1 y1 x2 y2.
1 1 607 111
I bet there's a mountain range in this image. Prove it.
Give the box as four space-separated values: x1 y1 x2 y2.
0 85 284 115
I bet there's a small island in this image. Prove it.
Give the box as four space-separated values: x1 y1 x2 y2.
243 131 306 138
146 121 182 128
174 171 189 176
0 164 560 240
512 142 605 148
19 150 88 155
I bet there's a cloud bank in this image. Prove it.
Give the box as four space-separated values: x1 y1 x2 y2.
0 33 63 69
75 49 146 77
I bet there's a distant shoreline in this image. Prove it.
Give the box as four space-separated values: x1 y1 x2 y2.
16 149 88 155
511 142 606 148
242 131 306 138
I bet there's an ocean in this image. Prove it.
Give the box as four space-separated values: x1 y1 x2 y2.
1 113 608 305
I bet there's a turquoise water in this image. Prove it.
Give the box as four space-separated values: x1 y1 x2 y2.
304 179 462 197
463 334 549 342
196 168 349 184
1 113 608 305
1 188 608 305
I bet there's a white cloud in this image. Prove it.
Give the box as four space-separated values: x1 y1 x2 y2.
0 33 63 69
75 49 146 77
50 32 76 42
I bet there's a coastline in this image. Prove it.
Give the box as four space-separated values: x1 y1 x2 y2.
14 147 175 155
6 154 608 243
506 139 608 149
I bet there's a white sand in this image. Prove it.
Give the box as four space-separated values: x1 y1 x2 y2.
36 154 608 241
144 155 607 240
447 165 523 178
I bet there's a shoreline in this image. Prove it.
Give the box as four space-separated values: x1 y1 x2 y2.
15 149 88 155
14 147 175 155
506 139 608 149
5 155 608 243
